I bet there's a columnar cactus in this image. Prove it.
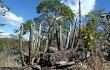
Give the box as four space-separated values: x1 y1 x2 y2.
65 23 71 49
29 23 34 65
37 24 41 51
71 18 78 49
31 24 42 56
79 0 82 29
33 31 38 54
19 24 26 66
59 25 63 49
44 37 49 52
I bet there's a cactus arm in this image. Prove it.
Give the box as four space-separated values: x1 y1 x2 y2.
19 24 26 66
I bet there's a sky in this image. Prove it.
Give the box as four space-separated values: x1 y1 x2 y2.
0 0 110 38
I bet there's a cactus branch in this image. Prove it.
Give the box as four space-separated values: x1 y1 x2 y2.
19 24 26 66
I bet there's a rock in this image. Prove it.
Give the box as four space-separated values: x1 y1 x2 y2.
41 67 52 70
32 63 41 70
22 66 32 70
56 61 68 65
47 47 58 53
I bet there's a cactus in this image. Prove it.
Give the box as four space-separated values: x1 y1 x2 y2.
32 23 35 53
19 24 26 66
78 0 82 39
37 24 41 51
44 37 49 52
32 24 42 56
79 0 82 29
71 18 78 49
29 23 34 65
59 25 63 49
65 23 71 49
56 28 60 50
33 31 38 54
70 0 82 52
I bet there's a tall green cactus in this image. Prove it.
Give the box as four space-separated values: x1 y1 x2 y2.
19 24 26 66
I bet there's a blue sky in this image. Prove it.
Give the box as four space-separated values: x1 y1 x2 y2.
0 0 110 38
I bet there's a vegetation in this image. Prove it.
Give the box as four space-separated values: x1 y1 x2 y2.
0 0 110 70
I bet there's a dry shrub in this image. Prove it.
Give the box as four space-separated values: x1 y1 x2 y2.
87 53 109 70
102 63 110 70
0 58 21 67
0 48 21 67
0 54 21 67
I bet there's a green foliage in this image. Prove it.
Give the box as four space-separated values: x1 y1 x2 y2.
16 20 38 35
21 20 33 35
0 38 28 53
0 0 9 28
85 10 110 40
37 0 74 20
0 24 6 26
36 0 75 28
100 12 110 33
0 0 10 16
81 23 96 48
0 24 6 33
35 0 75 49
85 10 109 32
80 10 108 49
81 10 101 48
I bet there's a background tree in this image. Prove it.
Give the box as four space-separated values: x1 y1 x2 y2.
0 0 9 16
0 0 9 31
36 0 75 50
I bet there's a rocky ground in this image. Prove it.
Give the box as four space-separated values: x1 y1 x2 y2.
0 47 110 70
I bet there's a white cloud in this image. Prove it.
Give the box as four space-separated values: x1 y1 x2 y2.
1 12 24 27
0 7 24 27
61 0 96 16
0 32 11 38
0 29 11 38
0 29 5 33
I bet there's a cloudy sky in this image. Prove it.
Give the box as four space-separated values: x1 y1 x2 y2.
0 0 110 38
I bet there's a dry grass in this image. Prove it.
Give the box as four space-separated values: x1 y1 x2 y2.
0 52 21 67
87 54 110 70
0 58 21 67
